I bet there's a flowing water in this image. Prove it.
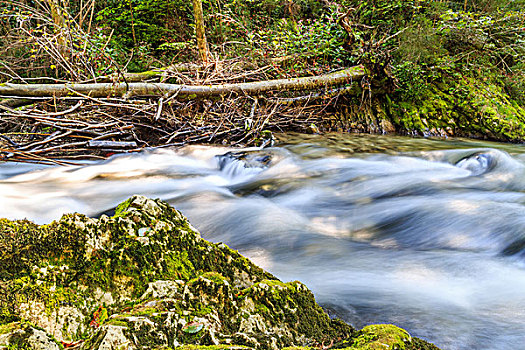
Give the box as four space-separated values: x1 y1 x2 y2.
2 133 525 350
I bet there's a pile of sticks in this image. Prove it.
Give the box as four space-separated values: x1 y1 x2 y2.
0 66 370 165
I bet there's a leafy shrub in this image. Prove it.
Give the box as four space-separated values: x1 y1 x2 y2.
94 0 339 67
95 0 192 49
257 10 351 67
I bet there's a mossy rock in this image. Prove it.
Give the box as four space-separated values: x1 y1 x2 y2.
388 75 525 142
0 322 62 350
346 324 411 349
0 196 439 350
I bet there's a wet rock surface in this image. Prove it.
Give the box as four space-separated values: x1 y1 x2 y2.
0 195 439 349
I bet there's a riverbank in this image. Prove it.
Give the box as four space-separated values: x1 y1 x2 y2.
1 0 524 164
0 195 439 349
1 68 524 166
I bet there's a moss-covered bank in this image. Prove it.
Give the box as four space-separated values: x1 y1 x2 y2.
387 76 525 142
328 75 525 143
0 196 439 349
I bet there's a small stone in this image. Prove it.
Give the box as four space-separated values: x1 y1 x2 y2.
144 300 157 307
137 227 151 236
182 321 204 334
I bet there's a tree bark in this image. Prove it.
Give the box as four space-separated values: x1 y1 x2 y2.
46 0 65 27
45 0 66 51
0 66 366 99
192 0 209 63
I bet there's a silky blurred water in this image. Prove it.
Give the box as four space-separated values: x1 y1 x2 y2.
1 133 525 349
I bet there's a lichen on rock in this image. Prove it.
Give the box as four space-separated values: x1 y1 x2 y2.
0 195 439 349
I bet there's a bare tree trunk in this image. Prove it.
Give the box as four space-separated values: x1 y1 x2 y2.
46 0 65 27
45 0 67 54
192 0 209 63
0 66 366 99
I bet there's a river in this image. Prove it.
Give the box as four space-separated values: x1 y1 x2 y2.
1 133 525 349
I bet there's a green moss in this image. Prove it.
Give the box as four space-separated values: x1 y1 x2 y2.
241 280 354 344
347 324 410 350
0 322 19 335
114 198 134 217
197 272 228 285
1 276 83 322
192 306 213 317
5 329 32 350
388 74 525 141
163 251 195 280
0 323 63 350
132 307 159 316
105 319 129 327
0 196 439 350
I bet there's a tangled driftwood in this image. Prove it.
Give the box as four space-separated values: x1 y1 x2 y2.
0 66 375 165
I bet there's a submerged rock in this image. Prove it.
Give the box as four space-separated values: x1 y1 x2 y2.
0 195 439 349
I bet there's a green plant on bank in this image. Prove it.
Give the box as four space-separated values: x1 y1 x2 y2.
1 0 525 142
94 0 194 69
93 0 351 72
215 0 327 38
258 10 352 73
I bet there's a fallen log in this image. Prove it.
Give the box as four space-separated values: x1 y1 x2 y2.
0 66 366 99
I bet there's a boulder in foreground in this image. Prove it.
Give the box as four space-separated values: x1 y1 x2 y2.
0 195 439 349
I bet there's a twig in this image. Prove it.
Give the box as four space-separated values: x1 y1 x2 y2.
154 97 164 121
18 130 72 151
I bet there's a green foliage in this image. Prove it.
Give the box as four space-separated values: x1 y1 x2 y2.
1 0 524 143
388 73 525 140
332 0 525 140
94 0 193 70
93 0 350 72
256 10 352 71
95 0 192 48
503 63 525 105
392 59 453 102
348 324 410 349
221 0 326 28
